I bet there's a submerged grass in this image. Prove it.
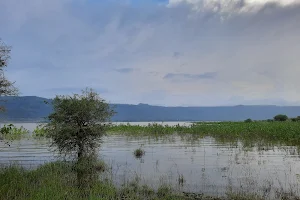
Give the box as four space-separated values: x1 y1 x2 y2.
133 148 145 158
107 122 300 146
0 162 195 200
1 161 299 200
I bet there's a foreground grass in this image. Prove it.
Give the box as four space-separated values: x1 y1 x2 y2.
107 122 300 146
1 162 295 200
0 162 191 200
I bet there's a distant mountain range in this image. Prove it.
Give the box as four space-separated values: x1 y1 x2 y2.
0 96 300 122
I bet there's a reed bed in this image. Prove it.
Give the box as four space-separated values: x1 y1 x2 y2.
0 124 29 140
107 122 300 146
1 161 299 200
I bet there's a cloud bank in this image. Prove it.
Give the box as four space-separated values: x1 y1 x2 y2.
1 0 300 106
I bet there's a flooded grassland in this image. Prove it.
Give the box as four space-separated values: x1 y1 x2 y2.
1 122 300 199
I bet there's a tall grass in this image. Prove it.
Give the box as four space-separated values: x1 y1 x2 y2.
0 162 195 200
107 122 300 146
1 161 299 200
32 124 47 138
0 124 29 140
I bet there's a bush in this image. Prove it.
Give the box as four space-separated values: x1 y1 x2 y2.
244 118 253 123
133 148 145 158
291 118 298 122
291 116 300 122
273 114 288 122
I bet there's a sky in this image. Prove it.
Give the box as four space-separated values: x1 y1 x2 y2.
1 0 300 106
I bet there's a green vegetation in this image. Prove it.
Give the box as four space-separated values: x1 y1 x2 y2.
44 88 114 189
2 161 298 200
32 124 47 138
244 118 253 123
45 88 114 158
108 121 300 146
109 123 184 135
273 114 288 121
133 148 145 158
0 124 29 139
0 162 191 200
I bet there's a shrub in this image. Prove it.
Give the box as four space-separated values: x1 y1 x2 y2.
244 118 253 123
273 114 288 122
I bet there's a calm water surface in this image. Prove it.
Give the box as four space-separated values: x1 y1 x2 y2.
1 123 300 196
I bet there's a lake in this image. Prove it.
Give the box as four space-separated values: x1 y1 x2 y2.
1 122 300 197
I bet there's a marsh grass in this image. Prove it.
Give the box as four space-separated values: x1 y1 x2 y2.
0 124 29 140
0 162 192 200
1 161 300 200
108 122 300 146
133 148 145 158
32 124 47 138
178 174 185 186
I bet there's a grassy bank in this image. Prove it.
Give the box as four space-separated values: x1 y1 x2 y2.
107 122 300 146
0 162 215 200
1 161 298 200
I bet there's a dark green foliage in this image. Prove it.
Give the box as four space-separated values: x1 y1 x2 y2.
45 88 114 159
45 88 114 191
133 148 145 158
0 123 13 134
244 118 252 123
291 116 300 122
291 118 297 122
273 114 288 122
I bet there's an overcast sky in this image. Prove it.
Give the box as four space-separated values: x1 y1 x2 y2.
1 0 300 106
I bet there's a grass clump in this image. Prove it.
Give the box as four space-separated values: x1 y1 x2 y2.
133 148 145 158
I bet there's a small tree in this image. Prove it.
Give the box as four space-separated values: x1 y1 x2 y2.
273 114 288 122
46 88 114 159
45 88 114 189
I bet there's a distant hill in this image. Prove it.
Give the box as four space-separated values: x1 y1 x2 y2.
0 96 300 122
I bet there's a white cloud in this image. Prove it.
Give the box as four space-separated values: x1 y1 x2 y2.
1 0 300 106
